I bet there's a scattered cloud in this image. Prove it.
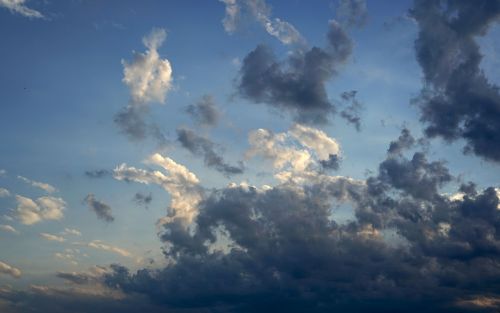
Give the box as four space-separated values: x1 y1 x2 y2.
62 228 81 236
0 0 44 19
40 233 66 243
86 240 132 258
17 176 57 193
0 261 21 278
0 224 18 234
84 170 110 179
132 192 152 208
185 95 221 127
83 194 114 223
14 195 66 225
0 187 10 197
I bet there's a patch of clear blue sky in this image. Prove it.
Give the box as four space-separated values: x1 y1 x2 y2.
0 0 499 286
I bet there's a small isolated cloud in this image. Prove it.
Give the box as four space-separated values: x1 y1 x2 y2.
62 228 81 236
0 0 44 19
17 176 57 193
84 169 110 179
0 261 21 278
40 233 65 243
87 240 132 258
84 194 114 223
0 225 18 234
0 169 6 176
54 249 83 266
220 0 305 46
115 28 172 144
14 195 66 225
133 192 152 208
185 95 221 127
0 187 10 197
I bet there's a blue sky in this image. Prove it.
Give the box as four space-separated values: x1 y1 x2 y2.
1 1 500 312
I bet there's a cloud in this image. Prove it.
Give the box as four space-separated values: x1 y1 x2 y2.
62 228 81 236
335 0 368 28
0 169 6 176
0 0 43 19
86 240 132 258
14 195 65 225
220 0 305 45
0 225 18 234
387 128 416 155
238 21 352 124
185 95 221 127
17 176 57 193
411 0 500 162
84 194 114 223
40 233 65 243
338 90 362 131
132 192 152 208
0 261 21 278
177 127 244 176
0 187 10 197
84 170 110 179
113 153 203 223
115 28 172 144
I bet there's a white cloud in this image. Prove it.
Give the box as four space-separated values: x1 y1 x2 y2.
15 195 66 225
0 261 21 278
220 0 304 45
289 124 340 160
114 153 202 223
17 176 57 193
86 240 132 258
0 169 6 176
0 0 43 19
40 233 65 242
0 225 18 234
62 228 81 236
122 28 172 105
0 188 10 197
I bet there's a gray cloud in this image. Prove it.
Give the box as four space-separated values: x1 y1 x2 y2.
84 170 110 179
412 0 500 162
133 192 152 208
84 194 114 223
335 0 368 28
238 21 352 124
185 95 221 127
177 128 244 177
339 90 362 131
387 128 416 155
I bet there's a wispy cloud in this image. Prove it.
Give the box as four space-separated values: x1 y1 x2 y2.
0 0 44 19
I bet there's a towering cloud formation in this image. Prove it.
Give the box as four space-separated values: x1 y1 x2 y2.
177 128 244 177
220 0 305 45
412 0 500 162
115 28 172 143
114 153 203 224
238 21 352 124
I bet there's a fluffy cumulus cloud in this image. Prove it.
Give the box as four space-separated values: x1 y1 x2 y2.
84 194 114 223
238 20 353 124
17 176 57 193
177 127 244 177
412 0 500 162
115 28 172 143
114 153 203 224
220 0 305 45
0 0 43 18
247 124 341 182
14 195 65 225
0 261 21 278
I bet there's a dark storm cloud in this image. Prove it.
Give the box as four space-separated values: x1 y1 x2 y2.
186 95 221 127
84 169 110 179
84 194 114 223
133 192 152 208
412 0 500 162
237 20 353 124
339 90 362 131
100 131 500 313
335 0 368 28
387 128 415 155
176 127 244 176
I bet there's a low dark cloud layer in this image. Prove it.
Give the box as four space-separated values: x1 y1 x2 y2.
238 20 353 124
177 127 244 177
412 0 500 162
186 95 221 127
84 194 114 223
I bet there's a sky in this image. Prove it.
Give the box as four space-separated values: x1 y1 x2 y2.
0 0 500 312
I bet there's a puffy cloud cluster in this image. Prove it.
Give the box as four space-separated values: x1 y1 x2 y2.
238 21 353 124
114 153 203 224
412 0 500 162
14 195 66 225
220 0 305 45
